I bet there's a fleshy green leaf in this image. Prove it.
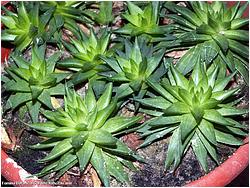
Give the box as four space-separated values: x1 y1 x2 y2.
38 128 78 138
96 83 112 111
102 116 142 134
203 109 233 126
215 130 243 145
93 101 117 129
77 140 95 171
164 102 190 115
191 132 208 172
90 147 110 187
85 86 97 112
39 139 72 162
104 154 129 184
147 78 175 102
165 128 182 170
135 96 171 109
170 64 189 89
89 129 117 146
179 114 197 141
6 93 32 110
198 119 217 145
140 126 177 148
197 129 218 164
54 152 77 171
217 107 248 116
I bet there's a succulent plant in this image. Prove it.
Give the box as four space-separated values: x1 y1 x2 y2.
160 1 249 84
137 61 248 172
57 27 114 85
39 1 93 38
115 2 171 38
1 2 52 51
84 1 114 25
100 37 167 105
2 45 69 122
40 1 87 21
29 83 143 186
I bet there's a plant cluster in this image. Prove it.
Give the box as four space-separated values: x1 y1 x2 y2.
1 1 248 186
161 1 249 83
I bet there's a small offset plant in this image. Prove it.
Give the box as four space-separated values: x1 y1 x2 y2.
58 28 113 85
101 37 167 105
116 2 170 38
39 1 93 37
40 1 88 22
2 45 68 122
84 1 114 25
29 83 143 186
1 2 52 51
137 61 248 172
162 1 249 83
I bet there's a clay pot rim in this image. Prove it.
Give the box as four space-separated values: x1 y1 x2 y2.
2 137 248 187
185 137 249 187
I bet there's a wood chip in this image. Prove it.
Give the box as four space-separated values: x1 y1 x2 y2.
1 126 11 145
90 168 102 187
122 133 143 150
51 97 61 109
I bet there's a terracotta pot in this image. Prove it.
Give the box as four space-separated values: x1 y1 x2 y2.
1 150 51 187
1 1 249 187
1 46 11 63
185 137 249 187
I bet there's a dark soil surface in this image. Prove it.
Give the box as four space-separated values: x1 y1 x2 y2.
131 139 236 187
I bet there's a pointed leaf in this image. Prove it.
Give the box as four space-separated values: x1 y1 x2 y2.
77 140 95 171
215 130 243 145
39 139 72 162
89 129 117 146
85 86 96 112
54 152 77 171
197 129 218 164
26 101 41 123
140 127 177 148
102 116 142 134
165 128 182 170
135 96 171 110
191 133 208 172
104 154 129 184
6 93 32 110
93 101 116 129
179 114 197 141
90 147 110 187
164 102 190 115
29 121 58 132
198 119 217 145
170 64 189 89
217 107 248 116
203 109 233 126
38 128 78 138
96 83 112 111
146 78 175 102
